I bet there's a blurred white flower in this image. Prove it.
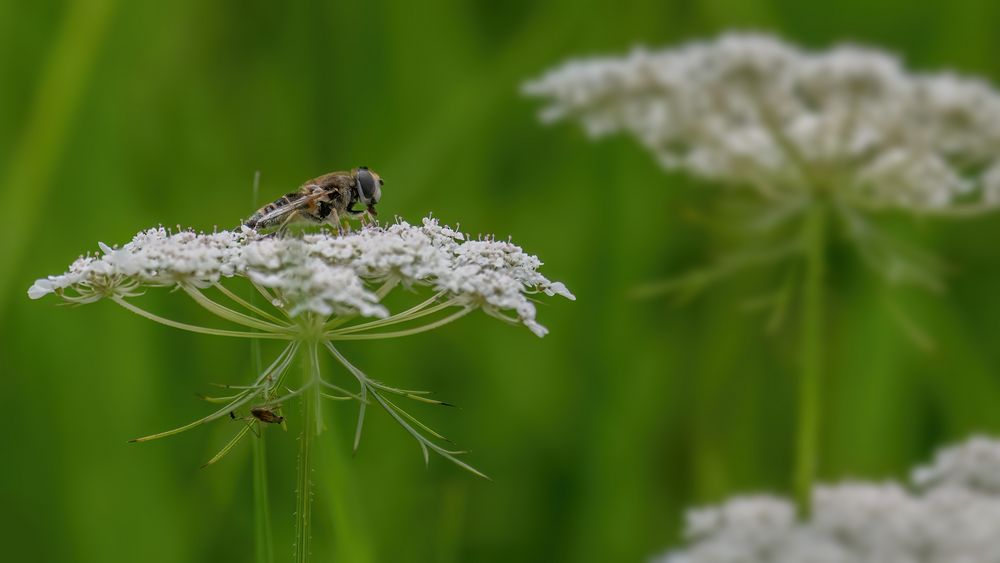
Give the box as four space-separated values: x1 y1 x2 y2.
912 434 1000 494
525 33 1000 214
657 436 1000 563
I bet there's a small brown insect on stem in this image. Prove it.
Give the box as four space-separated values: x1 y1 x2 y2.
230 406 287 436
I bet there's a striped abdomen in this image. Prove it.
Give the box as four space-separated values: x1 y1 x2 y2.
243 192 301 229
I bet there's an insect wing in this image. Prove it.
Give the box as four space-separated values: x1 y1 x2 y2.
254 192 321 225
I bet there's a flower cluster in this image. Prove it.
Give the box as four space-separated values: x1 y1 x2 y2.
29 216 574 337
658 435 1000 563
30 209 575 559
524 33 1000 213
30 214 574 481
911 434 1000 494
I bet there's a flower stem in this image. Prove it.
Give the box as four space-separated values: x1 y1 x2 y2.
794 200 827 518
111 296 293 339
214 282 287 325
250 327 275 563
183 285 293 332
326 307 472 340
295 341 319 563
252 434 275 563
328 295 455 335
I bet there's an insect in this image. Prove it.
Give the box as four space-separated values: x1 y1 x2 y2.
242 167 384 233
230 405 286 435
249 406 285 424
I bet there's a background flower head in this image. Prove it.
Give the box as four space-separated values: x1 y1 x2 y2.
525 33 1000 214
659 436 1000 563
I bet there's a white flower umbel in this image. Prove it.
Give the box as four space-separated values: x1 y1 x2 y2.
657 436 1000 563
525 33 1000 516
524 33 1000 215
30 217 574 337
912 434 1000 494
30 216 573 562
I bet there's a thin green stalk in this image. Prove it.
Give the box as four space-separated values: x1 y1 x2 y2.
328 295 455 335
323 289 445 332
309 343 325 436
204 424 254 467
252 434 275 563
324 341 488 479
251 281 288 319
250 271 275 563
215 282 287 325
111 296 294 340
182 285 293 333
130 343 296 443
375 277 400 299
295 342 318 563
326 307 472 340
130 390 255 442
794 201 827 517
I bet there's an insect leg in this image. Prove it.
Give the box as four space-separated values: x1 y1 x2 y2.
247 419 260 438
363 204 378 226
275 211 299 236
327 208 344 235
230 411 261 437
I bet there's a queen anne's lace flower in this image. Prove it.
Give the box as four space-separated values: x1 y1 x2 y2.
30 213 574 512
658 436 1000 563
524 33 1000 213
32 210 574 560
29 216 574 336
911 434 1000 493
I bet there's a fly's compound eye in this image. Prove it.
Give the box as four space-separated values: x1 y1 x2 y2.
357 167 381 204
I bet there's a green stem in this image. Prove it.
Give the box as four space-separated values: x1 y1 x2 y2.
794 201 827 518
328 295 455 335
250 325 275 563
111 296 293 340
295 342 319 563
248 170 276 563
215 282 287 325
252 436 275 563
326 307 472 340
182 285 293 333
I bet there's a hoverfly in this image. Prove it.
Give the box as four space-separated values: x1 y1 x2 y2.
243 167 383 233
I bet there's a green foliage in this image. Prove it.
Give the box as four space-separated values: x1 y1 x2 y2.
6 1 1000 561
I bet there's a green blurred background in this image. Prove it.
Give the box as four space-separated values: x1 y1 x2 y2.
5 0 1000 561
